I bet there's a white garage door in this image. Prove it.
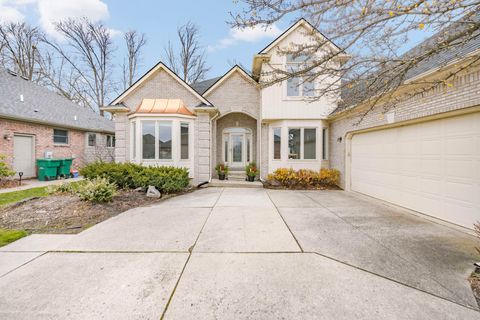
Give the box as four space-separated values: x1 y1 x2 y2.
351 112 480 229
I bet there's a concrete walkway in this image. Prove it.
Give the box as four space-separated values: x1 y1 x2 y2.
0 177 83 194
0 187 478 319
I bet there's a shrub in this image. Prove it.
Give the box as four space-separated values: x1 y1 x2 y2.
215 163 229 175
47 181 85 195
318 168 340 186
267 168 340 188
0 155 15 181
80 162 190 194
77 178 117 203
245 162 259 177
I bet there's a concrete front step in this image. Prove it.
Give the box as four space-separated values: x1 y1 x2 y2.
209 179 263 188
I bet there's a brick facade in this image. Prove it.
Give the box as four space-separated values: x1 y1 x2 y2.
0 118 114 177
329 68 480 188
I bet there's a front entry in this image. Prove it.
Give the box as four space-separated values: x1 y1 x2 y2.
223 128 252 168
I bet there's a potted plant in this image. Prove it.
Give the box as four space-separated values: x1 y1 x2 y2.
245 162 258 182
215 163 229 180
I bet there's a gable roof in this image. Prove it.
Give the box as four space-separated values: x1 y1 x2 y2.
110 61 212 107
203 65 258 96
0 68 114 133
258 18 342 54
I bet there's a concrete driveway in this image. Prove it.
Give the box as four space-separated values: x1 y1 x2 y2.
0 187 478 319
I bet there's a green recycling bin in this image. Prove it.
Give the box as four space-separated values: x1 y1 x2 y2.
58 158 73 178
36 159 61 181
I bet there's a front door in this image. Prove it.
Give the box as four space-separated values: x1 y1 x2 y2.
230 134 244 166
13 134 35 178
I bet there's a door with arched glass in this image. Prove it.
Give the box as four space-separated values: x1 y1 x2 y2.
222 128 252 167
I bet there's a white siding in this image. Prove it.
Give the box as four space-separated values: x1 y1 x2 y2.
260 24 339 120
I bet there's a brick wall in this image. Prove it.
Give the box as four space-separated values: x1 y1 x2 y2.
0 118 113 177
206 71 260 118
122 69 203 111
329 68 480 188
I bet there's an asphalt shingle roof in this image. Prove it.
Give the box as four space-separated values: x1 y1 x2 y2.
0 68 114 133
191 77 222 95
331 18 480 116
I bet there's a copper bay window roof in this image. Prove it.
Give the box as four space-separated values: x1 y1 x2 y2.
131 99 195 116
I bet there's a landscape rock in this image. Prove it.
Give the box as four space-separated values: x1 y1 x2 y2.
146 186 161 198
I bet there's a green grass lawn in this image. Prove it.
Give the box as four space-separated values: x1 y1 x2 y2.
0 186 49 207
0 229 27 247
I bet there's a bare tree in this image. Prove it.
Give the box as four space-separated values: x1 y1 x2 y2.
164 21 210 84
231 1 480 121
122 30 146 90
42 18 115 115
0 22 44 81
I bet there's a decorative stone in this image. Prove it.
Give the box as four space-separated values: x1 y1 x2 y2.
146 186 161 198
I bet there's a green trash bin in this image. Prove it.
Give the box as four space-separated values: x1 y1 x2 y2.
58 158 73 178
37 159 61 181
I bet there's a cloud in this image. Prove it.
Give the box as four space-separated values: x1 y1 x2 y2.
208 24 281 52
0 1 25 23
37 0 109 38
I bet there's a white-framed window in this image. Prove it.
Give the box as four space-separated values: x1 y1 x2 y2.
158 121 172 160
106 135 115 148
180 122 189 160
285 54 315 97
87 133 96 147
135 118 192 162
53 129 69 144
273 127 281 160
142 121 155 159
322 128 328 160
288 127 317 160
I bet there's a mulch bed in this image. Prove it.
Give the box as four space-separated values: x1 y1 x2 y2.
0 188 193 234
0 180 23 190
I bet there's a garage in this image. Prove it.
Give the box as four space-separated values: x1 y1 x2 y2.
350 112 480 229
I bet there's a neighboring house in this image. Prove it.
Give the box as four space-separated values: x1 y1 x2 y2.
0 68 115 178
104 19 479 230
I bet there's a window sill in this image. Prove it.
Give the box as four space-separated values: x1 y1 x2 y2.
53 143 70 147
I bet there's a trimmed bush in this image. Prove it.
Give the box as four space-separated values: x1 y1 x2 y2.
0 155 15 181
77 177 117 203
80 162 190 194
267 168 340 188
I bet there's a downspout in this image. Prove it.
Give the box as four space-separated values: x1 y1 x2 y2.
207 110 220 184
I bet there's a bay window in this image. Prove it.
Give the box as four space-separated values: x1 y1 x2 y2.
322 128 328 160
158 121 172 159
288 128 301 159
142 121 155 159
134 119 192 162
287 127 317 160
180 122 189 160
273 128 281 160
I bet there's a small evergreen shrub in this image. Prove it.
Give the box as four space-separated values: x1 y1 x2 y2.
80 162 190 194
0 155 15 181
77 177 117 203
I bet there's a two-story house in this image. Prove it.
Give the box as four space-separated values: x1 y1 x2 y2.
103 19 480 230
103 19 343 184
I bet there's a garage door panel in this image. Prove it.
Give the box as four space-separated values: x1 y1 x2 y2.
351 112 480 229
